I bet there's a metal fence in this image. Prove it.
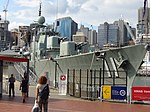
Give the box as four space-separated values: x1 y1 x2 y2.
67 69 127 100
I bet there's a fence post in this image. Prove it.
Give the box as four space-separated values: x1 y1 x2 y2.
73 69 75 96
67 69 69 94
87 69 89 99
126 71 127 87
90 70 92 100
79 69 81 98
99 68 101 98
94 70 96 100
113 70 115 86
102 58 105 85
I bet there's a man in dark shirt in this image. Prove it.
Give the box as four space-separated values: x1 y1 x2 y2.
9 74 15 97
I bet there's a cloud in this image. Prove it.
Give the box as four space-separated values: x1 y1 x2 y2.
66 0 89 13
66 0 142 27
9 21 27 30
14 0 39 8
6 0 144 30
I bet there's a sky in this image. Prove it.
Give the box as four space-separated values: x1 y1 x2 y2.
0 0 145 30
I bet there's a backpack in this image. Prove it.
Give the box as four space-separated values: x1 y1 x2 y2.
38 84 49 100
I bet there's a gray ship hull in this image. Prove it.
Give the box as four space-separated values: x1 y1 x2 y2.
30 44 147 102
32 44 146 84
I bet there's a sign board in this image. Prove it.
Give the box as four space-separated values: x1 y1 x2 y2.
102 86 111 99
60 75 66 81
132 86 150 101
59 74 67 95
111 86 127 100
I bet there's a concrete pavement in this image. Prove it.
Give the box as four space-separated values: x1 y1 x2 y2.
0 81 150 112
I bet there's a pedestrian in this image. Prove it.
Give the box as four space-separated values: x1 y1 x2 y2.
8 74 15 97
35 76 49 112
20 76 28 103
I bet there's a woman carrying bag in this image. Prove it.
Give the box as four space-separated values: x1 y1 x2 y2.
35 76 49 112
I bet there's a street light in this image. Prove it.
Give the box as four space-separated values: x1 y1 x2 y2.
95 52 106 85
50 57 58 88
50 57 63 88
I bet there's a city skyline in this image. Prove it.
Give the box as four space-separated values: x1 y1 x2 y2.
0 0 146 30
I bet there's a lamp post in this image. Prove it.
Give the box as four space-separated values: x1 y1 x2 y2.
50 57 58 88
102 58 105 85
95 52 106 85
54 61 58 88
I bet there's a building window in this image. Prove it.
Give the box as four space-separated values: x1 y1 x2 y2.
56 21 60 26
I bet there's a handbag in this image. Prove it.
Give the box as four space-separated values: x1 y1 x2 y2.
31 101 40 112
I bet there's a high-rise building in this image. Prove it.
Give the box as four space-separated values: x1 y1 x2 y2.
55 17 78 41
79 25 89 40
18 26 30 47
11 28 19 46
114 20 136 45
79 25 97 45
137 7 150 36
0 15 13 51
88 30 97 45
98 22 119 48
114 20 128 46
73 32 87 43
98 20 135 49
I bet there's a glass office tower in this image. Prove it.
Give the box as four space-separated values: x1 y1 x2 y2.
55 17 78 41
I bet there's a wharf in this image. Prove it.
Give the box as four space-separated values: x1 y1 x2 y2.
0 82 150 112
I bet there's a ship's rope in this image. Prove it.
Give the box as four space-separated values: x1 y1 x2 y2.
89 53 95 70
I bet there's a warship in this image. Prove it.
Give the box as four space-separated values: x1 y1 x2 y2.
0 1 148 102
0 0 148 103
14 15 146 102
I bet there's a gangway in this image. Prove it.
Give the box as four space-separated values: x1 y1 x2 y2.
14 62 38 85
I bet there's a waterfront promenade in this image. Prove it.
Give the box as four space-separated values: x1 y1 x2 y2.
0 82 150 112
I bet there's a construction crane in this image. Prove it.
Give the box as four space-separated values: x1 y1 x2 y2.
3 0 9 21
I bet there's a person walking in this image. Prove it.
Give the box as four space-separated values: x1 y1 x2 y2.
20 76 28 103
8 74 15 97
35 76 49 112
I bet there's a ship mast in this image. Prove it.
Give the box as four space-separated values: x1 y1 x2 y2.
39 1 42 16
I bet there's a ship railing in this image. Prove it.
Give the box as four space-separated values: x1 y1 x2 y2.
14 62 38 85
14 62 25 81
22 63 38 85
67 69 127 101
